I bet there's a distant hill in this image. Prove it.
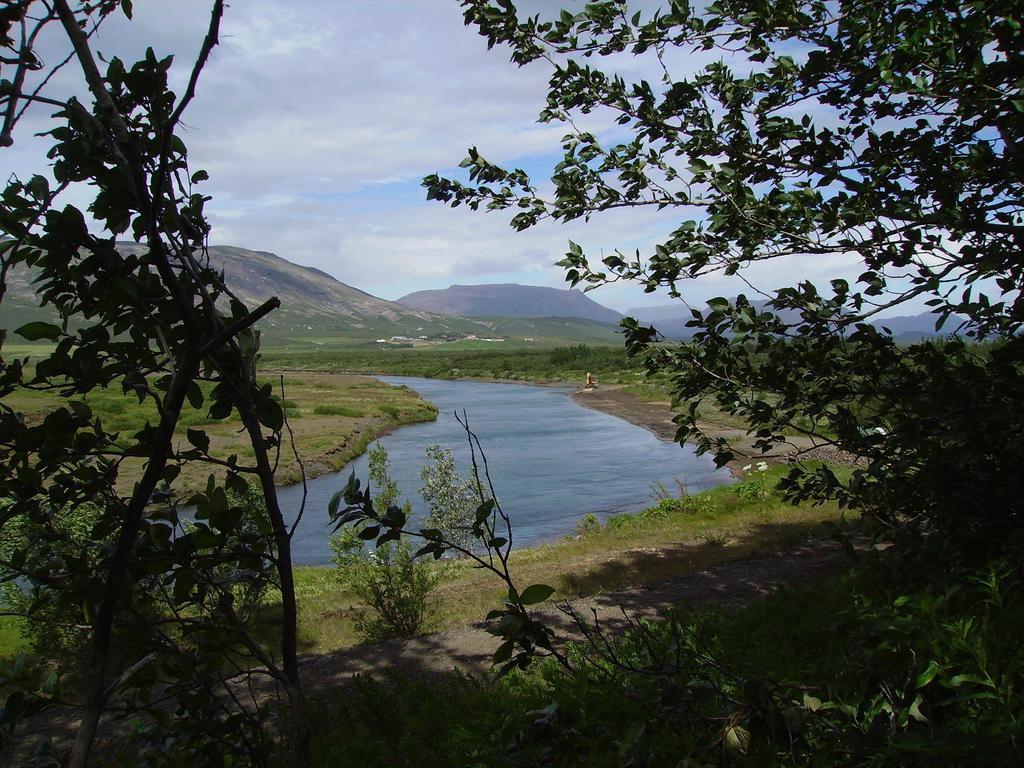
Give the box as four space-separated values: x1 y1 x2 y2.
1 245 623 348
207 245 428 322
398 283 623 324
627 301 967 341
870 311 970 341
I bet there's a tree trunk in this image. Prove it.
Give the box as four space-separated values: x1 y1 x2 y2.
240 407 311 767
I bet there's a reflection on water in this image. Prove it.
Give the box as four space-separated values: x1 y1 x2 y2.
279 376 731 565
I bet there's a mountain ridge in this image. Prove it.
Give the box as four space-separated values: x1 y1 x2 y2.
0 244 623 347
397 283 622 324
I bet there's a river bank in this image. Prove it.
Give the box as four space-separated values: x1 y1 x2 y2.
175 372 439 495
570 385 828 475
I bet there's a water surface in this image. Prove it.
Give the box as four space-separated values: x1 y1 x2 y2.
280 377 731 565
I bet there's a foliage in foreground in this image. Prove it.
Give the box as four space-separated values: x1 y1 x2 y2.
1 1 312 762
291 552 1024 767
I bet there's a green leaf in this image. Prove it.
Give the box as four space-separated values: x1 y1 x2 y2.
492 639 515 664
14 322 61 341
173 572 194 604
328 490 344 518
908 694 929 723
914 660 942 688
186 428 210 453
255 397 284 431
723 724 750 757
947 673 993 688
519 583 555 605
474 499 495 526
186 381 204 410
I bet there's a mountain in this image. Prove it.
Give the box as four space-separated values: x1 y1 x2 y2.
1 245 623 348
207 245 428 322
397 283 623 324
626 301 967 341
870 311 969 341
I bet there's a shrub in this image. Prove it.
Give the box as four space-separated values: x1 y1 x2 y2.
332 535 437 642
0 502 110 674
418 444 479 550
571 513 601 537
648 479 717 517
735 462 772 503
330 443 436 641
679 495 715 516
642 498 683 519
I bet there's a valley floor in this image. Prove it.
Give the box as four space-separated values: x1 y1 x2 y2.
3 372 869 763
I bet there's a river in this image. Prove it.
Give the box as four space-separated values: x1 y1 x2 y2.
280 376 732 565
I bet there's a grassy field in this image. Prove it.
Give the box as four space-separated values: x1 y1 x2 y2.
2 297 623 352
255 313 623 350
2 371 437 495
261 344 638 383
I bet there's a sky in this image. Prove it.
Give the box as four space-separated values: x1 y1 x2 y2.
6 0 878 315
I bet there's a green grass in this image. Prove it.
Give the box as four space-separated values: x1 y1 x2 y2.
312 404 366 417
2 371 437 495
255 314 623 350
0 616 24 658
261 344 635 383
289 672 550 768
